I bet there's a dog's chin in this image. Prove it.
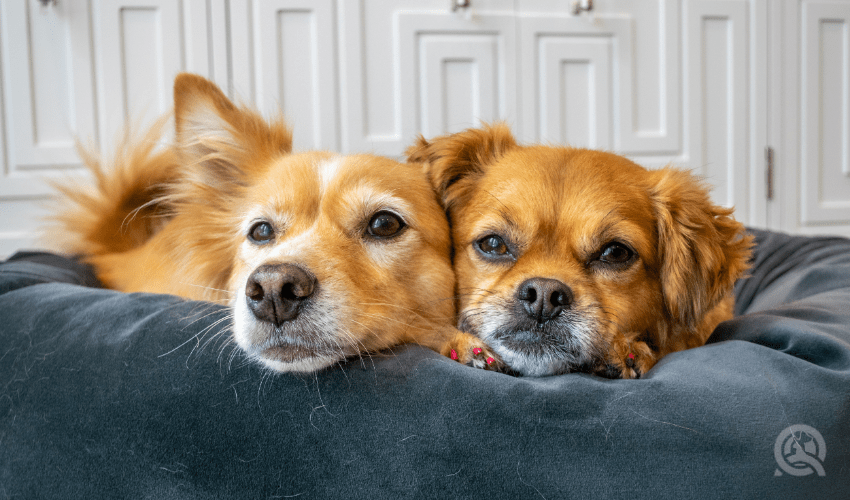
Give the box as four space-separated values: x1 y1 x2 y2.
255 350 340 373
476 316 604 377
242 327 348 373
487 335 588 376
232 301 349 373
491 344 578 377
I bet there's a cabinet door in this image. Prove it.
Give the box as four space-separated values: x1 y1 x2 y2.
684 0 768 228
229 0 339 152
517 13 617 150
0 0 96 255
777 0 850 236
521 0 765 229
93 0 221 139
518 0 681 156
0 0 223 257
340 0 518 156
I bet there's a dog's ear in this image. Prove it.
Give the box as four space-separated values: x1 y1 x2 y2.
173 73 292 187
405 123 517 208
649 168 753 328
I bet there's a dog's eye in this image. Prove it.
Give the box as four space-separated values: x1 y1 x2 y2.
598 242 634 264
367 211 406 239
477 235 510 258
248 221 275 244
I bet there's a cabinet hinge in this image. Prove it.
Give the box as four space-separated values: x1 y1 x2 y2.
765 146 775 201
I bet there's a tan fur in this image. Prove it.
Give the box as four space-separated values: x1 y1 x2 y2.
407 123 753 378
50 118 177 256
49 73 493 373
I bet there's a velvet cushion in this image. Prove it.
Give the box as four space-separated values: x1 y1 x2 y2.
2 229 849 498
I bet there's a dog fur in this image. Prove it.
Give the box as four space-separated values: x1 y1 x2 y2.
51 73 496 373
407 123 753 378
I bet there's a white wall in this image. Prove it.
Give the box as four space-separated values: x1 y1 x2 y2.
1 0 849 258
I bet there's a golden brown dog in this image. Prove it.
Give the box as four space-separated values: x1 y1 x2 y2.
51 73 495 373
407 123 753 378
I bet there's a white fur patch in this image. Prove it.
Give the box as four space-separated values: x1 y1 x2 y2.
233 296 340 374
262 226 321 265
471 301 600 377
258 355 339 373
181 97 237 148
317 155 344 194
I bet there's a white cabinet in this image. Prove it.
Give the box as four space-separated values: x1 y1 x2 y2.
229 0 340 151
683 0 767 228
775 0 850 235
0 0 225 256
0 0 97 255
92 0 216 135
518 1 682 156
339 0 518 154
1 0 849 257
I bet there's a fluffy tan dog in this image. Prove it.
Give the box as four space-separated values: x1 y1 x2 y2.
51 73 496 373
407 123 753 378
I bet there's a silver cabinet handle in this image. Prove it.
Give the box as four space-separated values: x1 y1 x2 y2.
572 0 594 15
452 0 471 12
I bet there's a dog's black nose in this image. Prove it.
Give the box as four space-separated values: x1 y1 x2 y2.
245 263 316 326
517 278 572 323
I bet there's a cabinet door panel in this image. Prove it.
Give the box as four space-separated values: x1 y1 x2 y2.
777 0 850 236
0 0 95 177
230 0 339 152
0 0 221 257
0 1 97 256
340 1 517 156
686 1 752 213
520 29 613 149
801 2 850 227
94 0 221 136
397 12 518 155
416 34 501 137
519 4 680 156
94 0 184 136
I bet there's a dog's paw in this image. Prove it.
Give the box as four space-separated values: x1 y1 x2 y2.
442 331 502 371
609 334 656 379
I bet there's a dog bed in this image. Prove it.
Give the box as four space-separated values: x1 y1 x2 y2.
1 228 848 498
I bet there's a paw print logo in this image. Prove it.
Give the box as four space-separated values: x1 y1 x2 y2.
774 425 826 477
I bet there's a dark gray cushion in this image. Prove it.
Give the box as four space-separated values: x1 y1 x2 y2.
1 229 849 498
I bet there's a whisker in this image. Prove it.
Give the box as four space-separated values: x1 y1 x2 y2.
179 282 235 296
180 306 230 331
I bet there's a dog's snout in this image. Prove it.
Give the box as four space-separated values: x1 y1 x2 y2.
517 278 572 322
245 263 316 326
